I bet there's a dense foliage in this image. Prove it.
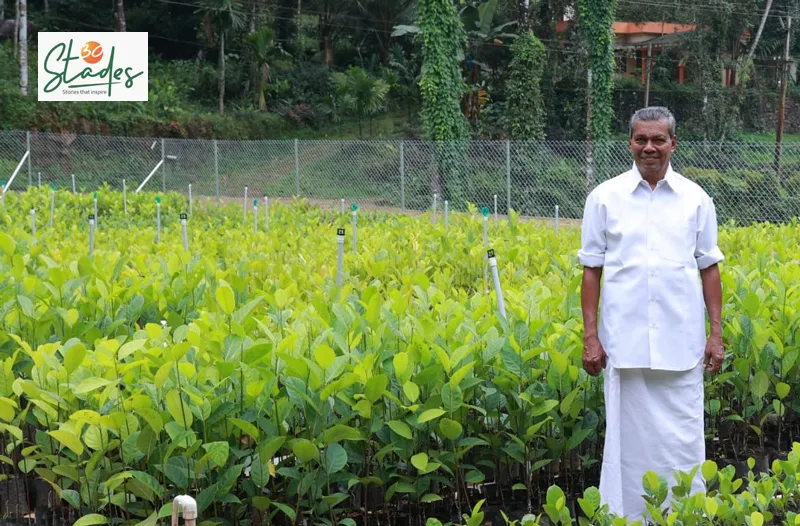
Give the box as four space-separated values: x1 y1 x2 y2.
506 32 546 140
1 0 798 140
0 189 800 525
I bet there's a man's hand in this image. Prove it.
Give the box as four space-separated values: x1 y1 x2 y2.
704 334 724 372
583 335 607 376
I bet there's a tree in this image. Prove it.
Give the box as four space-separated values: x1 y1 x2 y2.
18 0 27 96
577 0 616 142
197 0 246 115
246 27 281 110
418 0 469 142
330 66 389 138
357 0 417 65
506 31 546 139
114 0 126 32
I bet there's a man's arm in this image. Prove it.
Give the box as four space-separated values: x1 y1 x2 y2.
581 266 606 376
581 267 603 341
701 263 724 372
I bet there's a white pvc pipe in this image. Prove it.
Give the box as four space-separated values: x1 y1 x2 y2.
30 209 36 236
72 173 76 194
3 150 29 195
243 186 248 223
352 209 357 254
494 194 498 226
488 250 506 319
172 495 197 526
433 193 438 223
181 213 189 252
136 159 164 193
48 189 55 227
444 200 449 232
264 196 269 230
554 204 559 236
336 228 345 286
253 201 258 232
123 179 127 215
188 184 193 216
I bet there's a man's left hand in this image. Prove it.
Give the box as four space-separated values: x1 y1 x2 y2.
704 334 724 372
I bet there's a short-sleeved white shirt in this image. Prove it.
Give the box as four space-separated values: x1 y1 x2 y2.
577 162 725 371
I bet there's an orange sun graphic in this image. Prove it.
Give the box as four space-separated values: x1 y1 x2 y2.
81 41 104 64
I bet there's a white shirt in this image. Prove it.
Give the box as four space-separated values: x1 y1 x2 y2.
577 162 725 371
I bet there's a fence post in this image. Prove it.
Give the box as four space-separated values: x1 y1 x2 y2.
26 131 32 187
505 139 511 217
294 138 300 196
400 140 406 212
214 139 220 202
161 138 166 193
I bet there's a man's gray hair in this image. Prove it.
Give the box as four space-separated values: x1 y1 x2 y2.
629 106 676 137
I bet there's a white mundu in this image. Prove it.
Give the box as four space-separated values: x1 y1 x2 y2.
578 161 724 521
578 162 724 371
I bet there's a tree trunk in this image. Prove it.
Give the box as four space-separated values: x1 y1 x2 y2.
1 0 4 21
324 33 333 67
517 0 531 31
114 0 126 31
43 0 47 15
19 0 26 95
746 0 772 64
13 0 19 59
218 31 226 116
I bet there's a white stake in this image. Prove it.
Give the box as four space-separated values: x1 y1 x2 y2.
243 186 248 224
37 172 41 188
30 209 36 237
444 200 449 233
48 187 55 227
433 193 438 223
189 184 193 216
181 213 189 252
93 193 98 228
1 181 5 207
88 214 95 255
253 200 258 232
172 495 197 526
72 174 76 194
494 194 498 227
482 207 489 247
554 204 559 236
123 179 127 215
487 249 506 319
156 197 162 243
336 227 345 286
341 198 345 214
264 196 269 230
351 203 358 254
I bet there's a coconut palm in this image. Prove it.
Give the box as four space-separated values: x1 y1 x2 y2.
196 0 247 115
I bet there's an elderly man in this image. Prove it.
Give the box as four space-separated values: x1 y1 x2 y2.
577 106 725 521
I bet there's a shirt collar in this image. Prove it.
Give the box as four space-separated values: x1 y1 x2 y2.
627 161 681 193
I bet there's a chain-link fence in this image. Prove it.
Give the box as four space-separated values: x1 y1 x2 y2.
1 130 799 224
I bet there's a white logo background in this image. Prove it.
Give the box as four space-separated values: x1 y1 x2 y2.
38 32 149 102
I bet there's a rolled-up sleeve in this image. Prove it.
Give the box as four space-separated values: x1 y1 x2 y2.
577 190 606 267
695 194 725 269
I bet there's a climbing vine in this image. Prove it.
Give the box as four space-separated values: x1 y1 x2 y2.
506 31 546 140
417 0 470 206
577 0 617 141
418 0 469 142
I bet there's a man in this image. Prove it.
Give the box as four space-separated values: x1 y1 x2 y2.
577 106 725 521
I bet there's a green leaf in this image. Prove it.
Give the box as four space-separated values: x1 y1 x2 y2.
166 390 193 428
441 384 463 413
411 452 428 471
751 371 769 399
751 511 764 526
216 284 236 315
74 377 114 394
73 514 109 526
438 418 463 440
417 408 445 424
364 374 388 403
229 418 259 439
701 460 718 482
421 494 442 503
202 441 229 467
48 430 84 456
777 382 790 400
0 232 16 255
388 420 413 440
314 345 336 369
393 352 409 376
325 443 348 474
291 438 319 463
63 344 86 374
130 470 165 496
61 489 81 509
322 424 363 443
403 381 420 402
17 295 35 318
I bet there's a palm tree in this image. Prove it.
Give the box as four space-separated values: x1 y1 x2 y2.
196 0 246 115
330 66 389 138
245 27 282 110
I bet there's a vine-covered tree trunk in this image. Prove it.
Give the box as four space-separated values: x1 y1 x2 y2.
418 0 470 205
507 31 546 140
577 0 616 142
218 31 226 115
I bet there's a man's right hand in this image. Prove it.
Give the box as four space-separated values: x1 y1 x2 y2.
582 335 607 376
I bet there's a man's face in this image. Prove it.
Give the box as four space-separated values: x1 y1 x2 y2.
629 119 677 178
